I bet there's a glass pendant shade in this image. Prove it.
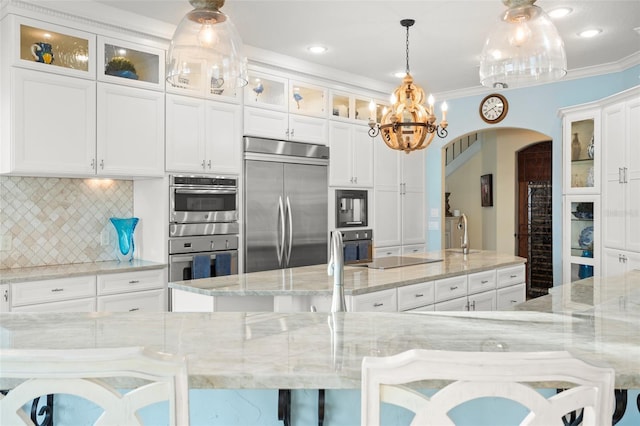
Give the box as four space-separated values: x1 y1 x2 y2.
479 0 566 88
167 0 248 95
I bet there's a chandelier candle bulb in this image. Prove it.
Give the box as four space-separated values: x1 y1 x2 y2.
441 102 448 121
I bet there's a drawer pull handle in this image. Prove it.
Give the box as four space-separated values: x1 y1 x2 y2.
450 286 458 290
373 302 384 307
481 280 489 284
510 300 518 303
128 280 140 284
510 275 517 278
51 288 64 292
129 308 139 312
415 293 424 298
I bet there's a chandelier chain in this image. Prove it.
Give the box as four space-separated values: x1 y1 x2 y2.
405 24 410 74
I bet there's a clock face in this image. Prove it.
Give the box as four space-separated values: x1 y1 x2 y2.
480 94 508 124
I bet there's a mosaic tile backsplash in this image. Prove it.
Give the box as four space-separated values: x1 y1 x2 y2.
0 176 133 269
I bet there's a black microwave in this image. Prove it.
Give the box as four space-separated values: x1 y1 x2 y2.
336 189 367 228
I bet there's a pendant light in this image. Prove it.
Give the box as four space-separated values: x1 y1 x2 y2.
368 19 449 154
167 0 248 95
479 0 567 88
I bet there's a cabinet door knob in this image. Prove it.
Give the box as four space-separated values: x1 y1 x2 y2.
100 159 104 169
91 159 95 169
201 160 206 169
290 128 295 137
207 160 212 169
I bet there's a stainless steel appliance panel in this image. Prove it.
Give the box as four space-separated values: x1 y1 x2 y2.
169 175 238 226
245 160 286 272
169 250 238 282
169 222 239 238
284 162 328 268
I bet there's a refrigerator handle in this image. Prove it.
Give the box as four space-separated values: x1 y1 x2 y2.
277 196 285 267
285 196 293 266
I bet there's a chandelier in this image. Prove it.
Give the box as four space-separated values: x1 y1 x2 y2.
479 0 567 88
368 19 448 154
167 0 248 95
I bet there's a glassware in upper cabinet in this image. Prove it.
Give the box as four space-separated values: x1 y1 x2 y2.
11 15 95 78
244 70 288 111
563 111 600 194
288 80 326 117
98 37 164 91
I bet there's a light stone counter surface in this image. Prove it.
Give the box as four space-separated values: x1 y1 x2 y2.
0 260 166 285
1 271 638 390
169 250 525 296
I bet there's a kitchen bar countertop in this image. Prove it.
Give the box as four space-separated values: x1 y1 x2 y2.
169 250 526 296
1 270 639 389
0 260 166 285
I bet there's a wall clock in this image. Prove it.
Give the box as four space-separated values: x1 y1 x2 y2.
479 93 508 124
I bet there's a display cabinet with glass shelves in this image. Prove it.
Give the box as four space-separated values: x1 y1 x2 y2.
563 195 600 284
329 91 387 124
562 109 600 194
98 36 164 91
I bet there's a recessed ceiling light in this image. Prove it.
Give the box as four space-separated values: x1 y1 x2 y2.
578 29 602 38
307 45 327 54
548 7 572 19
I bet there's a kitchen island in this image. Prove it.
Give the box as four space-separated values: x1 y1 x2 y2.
169 250 527 312
1 270 639 424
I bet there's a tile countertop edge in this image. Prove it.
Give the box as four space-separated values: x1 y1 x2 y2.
169 250 527 297
0 260 167 284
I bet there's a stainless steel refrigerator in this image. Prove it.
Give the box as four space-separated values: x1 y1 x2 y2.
244 137 329 273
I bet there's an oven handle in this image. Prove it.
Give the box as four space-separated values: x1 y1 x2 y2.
174 188 237 194
285 196 292 267
277 196 285 267
169 251 236 263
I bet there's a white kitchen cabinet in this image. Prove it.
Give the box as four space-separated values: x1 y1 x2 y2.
244 106 328 145
243 69 328 144
329 90 386 124
97 269 165 295
11 276 96 308
434 296 468 311
434 275 467 303
434 289 496 312
328 121 373 187
349 288 397 312
602 249 640 278
97 288 165 312
11 297 96 313
373 140 425 248
171 289 274 312
468 269 497 295
97 82 164 177
373 246 401 258
496 283 526 310
98 35 164 91
401 244 426 256
602 90 640 255
0 284 10 312
563 195 600 283
4 68 96 175
562 108 600 194
397 281 434 311
166 93 241 174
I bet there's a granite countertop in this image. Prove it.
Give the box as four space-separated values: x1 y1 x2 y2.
169 250 526 296
0 260 166 285
2 270 638 390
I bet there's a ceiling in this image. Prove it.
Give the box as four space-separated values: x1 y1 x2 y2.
55 1 640 95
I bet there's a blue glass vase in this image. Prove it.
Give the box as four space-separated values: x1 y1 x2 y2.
109 217 139 262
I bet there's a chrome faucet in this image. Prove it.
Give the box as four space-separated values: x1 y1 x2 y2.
327 231 346 312
457 213 469 255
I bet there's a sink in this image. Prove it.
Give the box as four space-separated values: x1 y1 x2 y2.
446 249 481 254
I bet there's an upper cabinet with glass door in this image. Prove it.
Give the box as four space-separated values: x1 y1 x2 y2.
98 37 164 91
244 70 288 111
9 15 95 79
330 91 387 124
562 108 600 194
288 80 326 117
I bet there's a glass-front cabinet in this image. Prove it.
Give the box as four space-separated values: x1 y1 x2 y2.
330 91 387 123
98 37 164 91
563 195 600 284
10 15 96 78
288 80 326 117
563 110 600 194
244 70 288 110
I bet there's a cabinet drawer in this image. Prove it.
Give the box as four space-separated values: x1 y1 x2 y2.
496 284 526 310
468 269 496 294
401 244 425 255
496 265 526 288
11 297 96 313
97 269 164 295
397 281 434 311
374 246 401 258
434 275 467 303
11 276 96 307
434 296 468 311
97 288 165 312
350 288 397 312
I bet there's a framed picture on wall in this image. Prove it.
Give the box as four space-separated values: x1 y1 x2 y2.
481 174 493 207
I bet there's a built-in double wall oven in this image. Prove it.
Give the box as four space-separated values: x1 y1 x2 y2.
168 175 239 283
